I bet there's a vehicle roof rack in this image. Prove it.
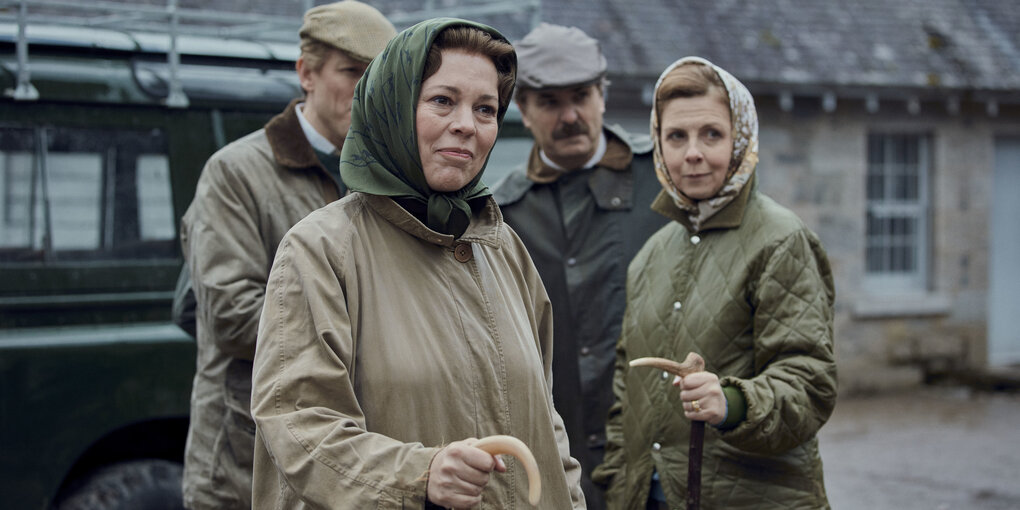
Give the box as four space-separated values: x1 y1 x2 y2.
1 0 540 107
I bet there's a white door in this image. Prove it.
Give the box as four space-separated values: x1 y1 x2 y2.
989 137 1020 366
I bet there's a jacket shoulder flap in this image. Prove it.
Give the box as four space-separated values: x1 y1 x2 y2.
606 123 653 155
491 167 533 207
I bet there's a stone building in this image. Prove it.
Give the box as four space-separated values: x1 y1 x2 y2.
529 0 1020 392
7 0 1018 392
442 0 1020 392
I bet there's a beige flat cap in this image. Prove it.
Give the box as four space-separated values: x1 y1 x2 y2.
299 1 397 62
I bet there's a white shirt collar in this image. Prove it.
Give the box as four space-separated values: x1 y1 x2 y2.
539 130 608 171
296 102 338 154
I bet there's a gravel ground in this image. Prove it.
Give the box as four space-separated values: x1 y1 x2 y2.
819 385 1020 510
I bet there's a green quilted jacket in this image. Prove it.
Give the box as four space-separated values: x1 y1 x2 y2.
592 178 837 509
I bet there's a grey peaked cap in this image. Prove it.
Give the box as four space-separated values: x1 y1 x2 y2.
515 22 608 89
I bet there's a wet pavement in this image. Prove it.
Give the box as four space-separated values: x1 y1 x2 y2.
819 385 1020 509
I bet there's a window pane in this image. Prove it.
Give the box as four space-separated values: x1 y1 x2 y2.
893 245 916 273
903 217 916 237
890 136 907 164
893 167 909 201
867 136 885 200
880 214 891 237
2 126 174 263
865 132 928 284
904 137 918 165
136 154 174 241
892 161 919 201
904 169 916 201
868 135 884 165
0 151 41 249
47 153 103 250
866 172 884 201
866 246 884 272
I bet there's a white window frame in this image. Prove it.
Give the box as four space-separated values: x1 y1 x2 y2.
864 133 931 292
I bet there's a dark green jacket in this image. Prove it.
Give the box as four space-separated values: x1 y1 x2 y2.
593 180 837 509
493 125 668 509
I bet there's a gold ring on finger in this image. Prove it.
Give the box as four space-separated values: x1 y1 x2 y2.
692 399 701 412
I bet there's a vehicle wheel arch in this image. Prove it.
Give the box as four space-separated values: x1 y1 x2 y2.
52 417 189 508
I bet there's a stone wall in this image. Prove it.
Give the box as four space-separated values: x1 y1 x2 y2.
753 99 1018 393
607 91 1019 394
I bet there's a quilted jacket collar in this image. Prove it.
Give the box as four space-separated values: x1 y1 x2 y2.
651 173 756 233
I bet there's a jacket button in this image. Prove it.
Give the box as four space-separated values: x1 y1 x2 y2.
661 371 670 380
673 301 682 311
610 196 622 207
691 235 701 245
566 257 577 267
652 442 661 451
580 346 591 356
454 243 472 263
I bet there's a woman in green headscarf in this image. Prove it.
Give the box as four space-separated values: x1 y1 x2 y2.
251 19 585 509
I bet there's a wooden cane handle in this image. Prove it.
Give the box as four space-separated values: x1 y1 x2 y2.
474 435 541 505
629 352 707 509
629 352 705 377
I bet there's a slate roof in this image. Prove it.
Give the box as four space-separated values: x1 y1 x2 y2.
8 0 1020 97
225 0 1020 97
536 0 1020 97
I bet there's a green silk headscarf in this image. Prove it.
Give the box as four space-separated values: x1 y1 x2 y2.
339 18 514 237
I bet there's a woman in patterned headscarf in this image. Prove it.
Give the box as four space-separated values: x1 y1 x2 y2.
592 57 837 509
250 19 585 509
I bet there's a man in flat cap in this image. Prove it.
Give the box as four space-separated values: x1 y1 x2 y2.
493 22 668 510
179 2 395 508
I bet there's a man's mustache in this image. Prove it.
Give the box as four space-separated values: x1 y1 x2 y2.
552 122 589 140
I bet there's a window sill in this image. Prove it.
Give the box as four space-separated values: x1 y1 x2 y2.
852 292 952 319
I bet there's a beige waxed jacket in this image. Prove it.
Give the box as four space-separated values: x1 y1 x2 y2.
180 100 341 509
251 193 585 509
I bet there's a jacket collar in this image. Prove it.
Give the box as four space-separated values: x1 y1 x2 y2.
525 123 641 183
495 124 652 207
265 98 323 171
651 173 757 233
362 194 504 249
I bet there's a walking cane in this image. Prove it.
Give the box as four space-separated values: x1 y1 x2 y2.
630 352 706 510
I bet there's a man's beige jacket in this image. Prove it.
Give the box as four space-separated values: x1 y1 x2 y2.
181 99 341 509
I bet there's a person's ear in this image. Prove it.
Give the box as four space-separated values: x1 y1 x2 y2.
516 98 532 130
296 56 315 95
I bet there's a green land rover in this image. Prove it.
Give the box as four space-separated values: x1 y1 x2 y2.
0 21 299 509
0 12 531 509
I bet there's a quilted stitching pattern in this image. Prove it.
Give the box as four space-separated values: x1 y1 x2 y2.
600 192 836 509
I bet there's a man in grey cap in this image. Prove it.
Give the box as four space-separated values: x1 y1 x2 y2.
179 2 395 508
493 22 668 510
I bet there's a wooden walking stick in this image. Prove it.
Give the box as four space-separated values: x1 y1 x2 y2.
629 352 706 510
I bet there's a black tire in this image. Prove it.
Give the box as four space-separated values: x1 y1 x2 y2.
55 459 184 510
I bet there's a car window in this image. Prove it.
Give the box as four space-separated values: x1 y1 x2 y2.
0 126 174 262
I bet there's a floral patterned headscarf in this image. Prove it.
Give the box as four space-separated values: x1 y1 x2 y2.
651 56 759 230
